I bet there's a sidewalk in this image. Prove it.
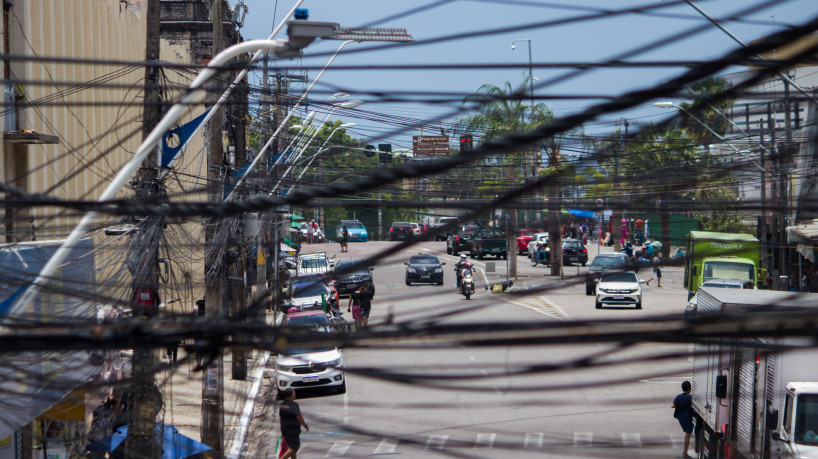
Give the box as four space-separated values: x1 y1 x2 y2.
157 312 271 456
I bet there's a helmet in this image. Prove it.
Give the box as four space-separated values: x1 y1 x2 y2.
462 261 472 269
460 254 467 260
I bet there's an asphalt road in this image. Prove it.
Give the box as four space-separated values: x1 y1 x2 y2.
254 240 693 458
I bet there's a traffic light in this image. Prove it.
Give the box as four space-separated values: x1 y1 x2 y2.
460 134 473 152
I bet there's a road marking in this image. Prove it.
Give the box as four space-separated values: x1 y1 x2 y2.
474 433 496 449
372 439 398 455
425 435 448 450
495 292 571 321
622 433 642 447
468 355 476 361
324 440 353 456
670 434 685 450
524 432 544 448
573 432 592 447
640 375 693 384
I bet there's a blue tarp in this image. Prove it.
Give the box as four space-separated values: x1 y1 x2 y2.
87 423 213 459
567 209 596 218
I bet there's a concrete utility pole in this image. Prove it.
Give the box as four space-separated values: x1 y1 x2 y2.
612 121 626 254
126 0 163 456
202 0 225 454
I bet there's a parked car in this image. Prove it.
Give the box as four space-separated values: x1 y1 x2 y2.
516 228 543 255
526 233 549 259
684 278 755 316
275 310 345 395
562 238 588 266
595 271 645 309
332 258 374 296
410 222 422 238
289 272 338 305
446 225 479 255
296 252 334 275
337 220 368 242
585 253 635 295
404 255 445 285
289 281 334 309
388 221 414 241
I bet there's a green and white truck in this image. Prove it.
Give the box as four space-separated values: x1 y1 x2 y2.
684 231 765 298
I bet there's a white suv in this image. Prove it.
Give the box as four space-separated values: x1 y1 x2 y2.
595 271 644 309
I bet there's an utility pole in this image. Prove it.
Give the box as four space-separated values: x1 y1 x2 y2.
782 76 794 286
126 0 163 456
202 0 225 454
612 121 626 253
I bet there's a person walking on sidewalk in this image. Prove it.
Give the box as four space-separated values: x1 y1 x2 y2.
672 380 694 458
348 287 363 331
279 388 309 459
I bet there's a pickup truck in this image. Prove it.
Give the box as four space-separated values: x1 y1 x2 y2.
446 225 480 255
469 230 508 260
432 216 459 241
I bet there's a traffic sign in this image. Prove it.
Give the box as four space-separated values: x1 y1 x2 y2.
412 135 449 157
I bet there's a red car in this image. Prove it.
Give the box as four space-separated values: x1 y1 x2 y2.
516 228 543 255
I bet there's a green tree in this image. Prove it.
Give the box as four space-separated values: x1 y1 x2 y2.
457 76 572 275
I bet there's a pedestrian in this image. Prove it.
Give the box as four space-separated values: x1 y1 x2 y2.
635 218 644 245
672 380 694 458
348 287 363 331
357 281 374 328
278 388 309 459
647 254 662 287
340 225 349 252
306 222 315 244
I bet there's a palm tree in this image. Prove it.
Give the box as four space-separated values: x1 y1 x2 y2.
458 77 570 276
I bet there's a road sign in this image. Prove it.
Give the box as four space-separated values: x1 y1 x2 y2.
413 135 450 157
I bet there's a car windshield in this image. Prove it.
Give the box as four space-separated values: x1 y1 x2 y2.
410 256 439 265
301 258 326 269
794 394 818 445
336 261 369 276
284 314 330 327
344 222 364 229
600 272 637 283
702 261 754 282
292 274 325 285
292 283 327 297
591 256 626 267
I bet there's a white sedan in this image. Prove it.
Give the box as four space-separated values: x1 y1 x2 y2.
595 271 645 309
526 233 549 259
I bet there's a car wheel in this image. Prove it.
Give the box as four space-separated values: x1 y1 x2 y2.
438 280 444 286
406 280 411 286
452 249 458 256
336 381 346 394
582 262 587 267
595 300 602 309
478 252 484 260
586 284 594 296
446 246 451 254
502 252 507 260
636 300 642 310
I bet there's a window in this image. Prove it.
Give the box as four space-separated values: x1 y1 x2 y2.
794 394 818 445
600 272 637 283
410 256 439 265
344 222 364 229
784 392 794 435
702 261 754 282
291 283 327 298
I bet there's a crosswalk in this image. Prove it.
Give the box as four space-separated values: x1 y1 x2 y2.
292 432 688 456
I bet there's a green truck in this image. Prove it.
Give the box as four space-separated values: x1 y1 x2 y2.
469 230 508 260
684 231 765 297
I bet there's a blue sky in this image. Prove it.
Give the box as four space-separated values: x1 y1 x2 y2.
237 0 817 150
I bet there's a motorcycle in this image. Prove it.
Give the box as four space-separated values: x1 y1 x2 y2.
530 244 549 267
460 271 475 300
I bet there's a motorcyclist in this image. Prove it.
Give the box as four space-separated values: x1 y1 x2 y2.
455 254 468 287
534 241 549 265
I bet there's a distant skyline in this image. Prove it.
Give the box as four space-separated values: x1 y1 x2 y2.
238 0 816 150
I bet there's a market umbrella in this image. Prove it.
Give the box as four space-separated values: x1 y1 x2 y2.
87 424 212 459
289 214 305 221
290 221 303 229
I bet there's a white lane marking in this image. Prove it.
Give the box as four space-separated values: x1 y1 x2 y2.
622 433 642 447
325 440 353 456
425 435 449 450
640 375 693 384
475 433 496 449
538 295 573 320
494 293 569 321
670 434 685 450
372 438 398 455
468 355 476 361
524 432 544 448
573 432 592 447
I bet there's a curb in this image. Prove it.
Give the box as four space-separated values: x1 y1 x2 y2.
227 351 270 459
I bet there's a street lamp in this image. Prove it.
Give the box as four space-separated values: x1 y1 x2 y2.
511 39 535 109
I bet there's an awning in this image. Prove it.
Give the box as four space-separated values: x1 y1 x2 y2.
787 218 818 263
290 221 303 229
567 209 596 218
